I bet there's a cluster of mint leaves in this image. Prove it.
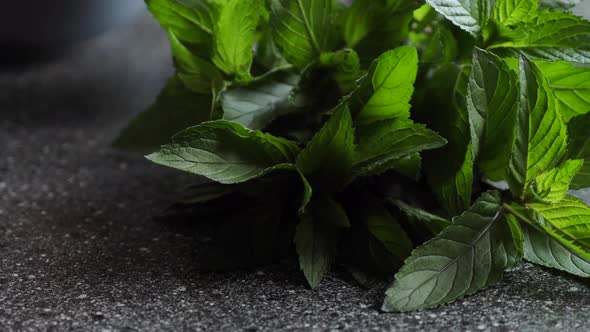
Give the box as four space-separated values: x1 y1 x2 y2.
115 0 590 312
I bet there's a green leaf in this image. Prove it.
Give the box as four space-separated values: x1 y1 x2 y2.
221 73 303 130
527 195 590 261
270 0 337 68
295 214 340 288
296 104 356 190
113 76 212 152
388 153 423 180
146 0 218 49
420 64 476 215
425 0 495 35
566 113 590 189
468 48 519 181
365 203 413 265
536 60 590 122
533 159 584 202
506 55 568 199
354 119 447 177
490 10 590 63
493 0 538 26
383 191 520 312
314 194 351 228
147 121 300 184
341 0 416 64
320 49 363 93
169 32 224 94
354 47 419 125
422 26 459 65
212 0 262 81
521 222 590 278
391 199 451 235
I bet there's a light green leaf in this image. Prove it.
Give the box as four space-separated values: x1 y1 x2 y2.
146 0 218 49
536 60 590 122
354 47 419 125
113 76 212 152
354 119 447 177
507 55 568 199
425 0 495 35
295 213 340 288
147 121 300 184
169 32 224 94
490 10 590 63
365 203 413 265
271 0 337 68
468 48 519 181
212 0 262 81
391 199 451 235
492 0 538 26
383 191 520 312
221 73 302 130
527 195 590 261
567 113 590 189
296 104 356 190
521 222 590 278
533 159 584 202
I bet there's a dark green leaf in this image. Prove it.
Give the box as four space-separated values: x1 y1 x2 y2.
354 119 447 177
221 73 303 130
113 76 211 152
521 221 590 277
391 199 451 235
147 121 300 184
507 54 568 199
365 203 413 264
539 0 580 9
383 191 520 312
566 112 590 189
296 104 356 190
468 48 519 181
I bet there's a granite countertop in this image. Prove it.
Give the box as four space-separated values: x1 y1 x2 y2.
1 13 590 332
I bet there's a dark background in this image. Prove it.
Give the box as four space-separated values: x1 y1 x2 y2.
1 3 590 331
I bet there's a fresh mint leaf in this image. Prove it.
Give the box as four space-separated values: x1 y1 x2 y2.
566 113 590 189
387 153 423 180
146 0 218 53
113 76 212 152
320 49 363 93
422 26 459 65
468 48 519 181
493 0 538 26
147 121 300 184
221 73 303 130
521 222 590 277
526 195 590 261
295 211 341 288
425 0 495 35
536 60 590 122
169 32 224 94
490 9 590 63
506 54 568 199
354 119 447 177
212 0 263 81
270 0 337 68
533 159 584 202
354 47 419 125
296 104 356 190
383 191 519 312
365 203 414 266
390 199 451 235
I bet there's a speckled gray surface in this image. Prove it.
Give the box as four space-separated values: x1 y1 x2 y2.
1 12 590 332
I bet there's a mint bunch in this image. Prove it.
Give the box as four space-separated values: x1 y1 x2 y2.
116 0 590 312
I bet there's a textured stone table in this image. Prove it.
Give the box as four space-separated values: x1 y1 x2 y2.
1 13 590 332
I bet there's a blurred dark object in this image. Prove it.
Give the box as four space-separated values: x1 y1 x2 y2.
0 0 144 64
